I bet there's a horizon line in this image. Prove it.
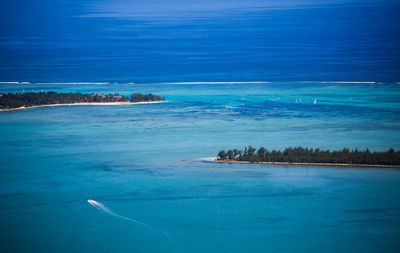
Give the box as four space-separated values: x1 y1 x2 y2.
1 81 397 85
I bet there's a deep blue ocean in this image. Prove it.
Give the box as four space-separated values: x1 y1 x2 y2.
0 0 400 82
0 81 400 252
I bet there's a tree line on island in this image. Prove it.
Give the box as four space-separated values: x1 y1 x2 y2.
217 146 400 166
0 92 165 109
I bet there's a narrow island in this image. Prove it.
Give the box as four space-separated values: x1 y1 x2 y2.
217 146 400 168
0 92 166 111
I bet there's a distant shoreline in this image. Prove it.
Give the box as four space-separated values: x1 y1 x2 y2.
214 159 400 169
0 101 170 111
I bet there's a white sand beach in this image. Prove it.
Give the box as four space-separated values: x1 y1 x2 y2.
0 101 171 111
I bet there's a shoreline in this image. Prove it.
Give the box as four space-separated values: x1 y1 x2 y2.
0 101 170 111
214 159 400 169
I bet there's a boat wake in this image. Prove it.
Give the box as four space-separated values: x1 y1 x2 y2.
88 199 170 239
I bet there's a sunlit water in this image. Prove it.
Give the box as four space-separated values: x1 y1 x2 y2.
1 82 400 252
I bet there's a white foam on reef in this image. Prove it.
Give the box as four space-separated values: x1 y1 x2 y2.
150 81 379 85
0 81 31 84
88 199 170 238
0 81 110 85
299 81 376 84
320 81 376 84
154 81 270 85
198 157 217 162
35 82 110 85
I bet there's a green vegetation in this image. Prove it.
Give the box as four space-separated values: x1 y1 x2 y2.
217 146 400 166
0 92 165 109
130 93 165 102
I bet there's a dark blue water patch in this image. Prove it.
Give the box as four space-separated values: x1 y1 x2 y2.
318 176 369 184
0 192 27 199
255 216 289 224
346 208 400 214
231 170 273 179
94 164 114 172
341 219 387 223
89 163 160 176
312 122 400 132
186 182 236 191
102 190 313 202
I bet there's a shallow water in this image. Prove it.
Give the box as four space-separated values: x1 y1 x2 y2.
1 82 400 252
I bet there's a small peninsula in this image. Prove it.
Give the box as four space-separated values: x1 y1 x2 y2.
0 92 166 111
217 146 400 168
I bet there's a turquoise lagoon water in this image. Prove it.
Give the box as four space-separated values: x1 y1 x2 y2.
1 82 400 252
